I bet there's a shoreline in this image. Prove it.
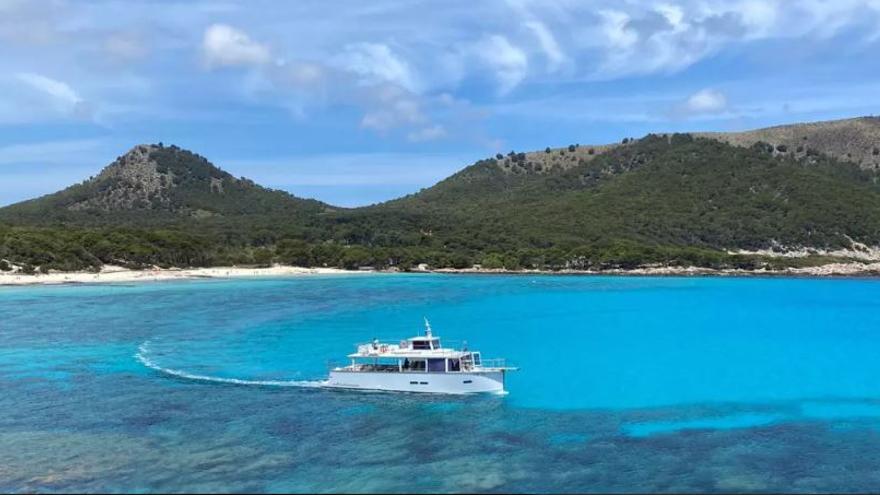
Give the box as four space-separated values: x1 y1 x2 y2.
432 262 880 278
3 261 880 287
0 265 375 287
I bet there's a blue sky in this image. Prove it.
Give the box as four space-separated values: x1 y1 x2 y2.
1 0 880 207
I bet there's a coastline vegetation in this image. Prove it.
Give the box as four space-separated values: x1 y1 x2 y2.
2 133 880 273
0 224 864 273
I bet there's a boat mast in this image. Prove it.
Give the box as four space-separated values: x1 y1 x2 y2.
424 317 432 338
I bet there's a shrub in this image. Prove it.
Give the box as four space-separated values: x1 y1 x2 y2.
481 253 504 269
0 260 9 271
568 144 576 152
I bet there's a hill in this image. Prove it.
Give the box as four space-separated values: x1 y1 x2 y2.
2 117 880 273
0 143 329 227
0 144 334 271
695 116 880 170
336 134 880 266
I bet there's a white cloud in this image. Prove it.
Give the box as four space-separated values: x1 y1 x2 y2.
335 42 419 92
598 10 638 50
4 0 880 153
16 72 81 106
14 72 94 120
524 20 567 71
202 24 271 68
408 124 447 142
360 98 424 132
681 88 728 114
474 34 528 95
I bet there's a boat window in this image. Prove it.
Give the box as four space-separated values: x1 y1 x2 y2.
410 359 426 371
427 358 446 372
472 353 481 366
412 340 431 350
430 339 440 349
448 359 460 372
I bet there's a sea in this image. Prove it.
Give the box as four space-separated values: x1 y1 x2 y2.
3 274 880 492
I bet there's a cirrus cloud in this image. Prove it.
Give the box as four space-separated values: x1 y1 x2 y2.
14 72 94 120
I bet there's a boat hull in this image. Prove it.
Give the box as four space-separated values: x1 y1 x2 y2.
325 369 506 394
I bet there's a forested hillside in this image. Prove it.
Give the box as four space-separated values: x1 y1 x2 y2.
2 118 880 273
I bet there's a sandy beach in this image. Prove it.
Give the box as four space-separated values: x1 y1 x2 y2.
0 264 375 286
4 261 880 287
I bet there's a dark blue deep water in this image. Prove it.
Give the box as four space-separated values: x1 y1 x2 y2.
3 274 880 492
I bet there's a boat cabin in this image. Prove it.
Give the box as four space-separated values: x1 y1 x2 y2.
342 320 484 374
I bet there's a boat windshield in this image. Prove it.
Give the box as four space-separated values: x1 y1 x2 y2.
411 339 440 350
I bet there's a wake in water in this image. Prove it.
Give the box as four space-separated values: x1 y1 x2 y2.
135 341 327 388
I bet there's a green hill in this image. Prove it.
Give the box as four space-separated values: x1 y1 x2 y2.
0 143 330 226
2 118 880 272
329 134 880 268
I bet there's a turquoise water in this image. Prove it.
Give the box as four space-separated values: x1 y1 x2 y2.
3 274 880 492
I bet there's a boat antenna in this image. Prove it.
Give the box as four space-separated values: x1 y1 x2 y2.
424 317 432 338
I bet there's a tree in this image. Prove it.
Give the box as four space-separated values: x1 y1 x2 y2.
0 260 10 271
252 247 274 267
340 246 372 270
481 253 504 269
276 239 312 266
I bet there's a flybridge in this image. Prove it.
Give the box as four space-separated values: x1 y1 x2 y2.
324 318 516 394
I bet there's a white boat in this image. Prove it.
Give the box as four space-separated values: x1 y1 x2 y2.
325 319 516 394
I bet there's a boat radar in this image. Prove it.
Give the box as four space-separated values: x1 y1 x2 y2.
325 319 516 394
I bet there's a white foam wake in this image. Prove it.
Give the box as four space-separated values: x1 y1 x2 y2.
135 341 327 388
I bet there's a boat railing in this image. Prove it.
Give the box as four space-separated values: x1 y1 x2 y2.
479 358 512 369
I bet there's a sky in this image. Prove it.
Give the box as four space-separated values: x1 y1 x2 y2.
1 0 880 207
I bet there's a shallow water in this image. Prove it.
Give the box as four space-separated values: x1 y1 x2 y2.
3 274 880 492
